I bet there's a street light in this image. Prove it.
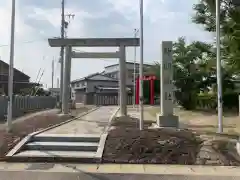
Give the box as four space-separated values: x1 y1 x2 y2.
7 0 16 132
139 0 144 130
133 28 139 109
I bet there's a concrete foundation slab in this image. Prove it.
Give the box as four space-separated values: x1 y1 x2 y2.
156 113 179 128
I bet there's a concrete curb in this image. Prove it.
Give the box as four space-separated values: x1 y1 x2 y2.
1 163 240 177
6 135 32 158
95 133 108 159
96 107 120 159
103 106 120 133
235 138 240 157
5 106 100 158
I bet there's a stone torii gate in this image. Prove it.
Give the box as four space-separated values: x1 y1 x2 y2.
48 38 140 117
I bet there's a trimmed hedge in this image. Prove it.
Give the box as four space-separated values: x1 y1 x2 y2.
196 92 239 110
223 91 239 109
196 93 217 110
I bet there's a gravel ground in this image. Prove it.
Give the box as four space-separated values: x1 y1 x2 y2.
0 107 91 159
102 116 240 165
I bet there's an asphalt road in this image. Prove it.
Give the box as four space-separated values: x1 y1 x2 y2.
0 171 237 180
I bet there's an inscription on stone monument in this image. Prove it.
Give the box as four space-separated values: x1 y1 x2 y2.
160 41 174 116
156 41 179 128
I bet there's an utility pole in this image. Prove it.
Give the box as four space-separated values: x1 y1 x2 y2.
133 28 139 109
52 58 54 88
59 0 65 111
139 0 144 130
216 0 223 133
7 0 16 132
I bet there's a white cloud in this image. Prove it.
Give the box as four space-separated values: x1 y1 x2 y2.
0 0 213 88
0 1 59 87
29 7 61 28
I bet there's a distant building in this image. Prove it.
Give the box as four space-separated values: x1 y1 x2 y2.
101 62 153 86
0 59 37 95
71 62 153 104
48 88 60 97
71 73 119 103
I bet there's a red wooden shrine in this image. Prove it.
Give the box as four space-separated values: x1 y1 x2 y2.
135 75 157 105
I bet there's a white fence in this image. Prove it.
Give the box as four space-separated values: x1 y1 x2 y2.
0 96 57 121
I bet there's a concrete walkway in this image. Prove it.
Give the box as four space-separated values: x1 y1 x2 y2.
40 106 118 135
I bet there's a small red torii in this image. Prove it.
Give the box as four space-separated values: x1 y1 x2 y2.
135 75 157 105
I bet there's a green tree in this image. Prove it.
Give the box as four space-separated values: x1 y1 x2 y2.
192 0 240 72
173 37 216 109
146 37 215 109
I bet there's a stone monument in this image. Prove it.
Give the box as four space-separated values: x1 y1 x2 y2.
156 41 179 128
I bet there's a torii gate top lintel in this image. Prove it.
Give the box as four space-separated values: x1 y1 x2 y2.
48 38 140 47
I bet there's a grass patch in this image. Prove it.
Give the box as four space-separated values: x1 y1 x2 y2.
147 106 240 137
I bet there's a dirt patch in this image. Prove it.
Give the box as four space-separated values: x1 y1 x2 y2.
103 127 201 164
102 116 240 165
0 107 91 159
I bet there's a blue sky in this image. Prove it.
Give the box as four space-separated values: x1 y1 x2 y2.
0 0 213 87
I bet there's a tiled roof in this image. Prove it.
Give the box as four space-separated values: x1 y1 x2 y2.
104 61 153 69
0 59 30 79
71 72 117 83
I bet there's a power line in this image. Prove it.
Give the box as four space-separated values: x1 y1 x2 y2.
0 38 48 47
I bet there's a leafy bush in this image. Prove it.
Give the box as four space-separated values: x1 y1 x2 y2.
196 91 239 110
196 93 217 110
175 90 198 110
222 91 239 109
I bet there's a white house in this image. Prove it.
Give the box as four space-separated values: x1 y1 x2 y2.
71 62 153 104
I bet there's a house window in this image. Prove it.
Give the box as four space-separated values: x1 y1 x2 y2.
81 82 85 87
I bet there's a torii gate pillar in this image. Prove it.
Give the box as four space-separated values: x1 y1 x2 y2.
62 46 72 114
48 38 140 116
